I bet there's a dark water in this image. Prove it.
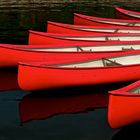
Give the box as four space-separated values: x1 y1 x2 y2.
0 2 140 140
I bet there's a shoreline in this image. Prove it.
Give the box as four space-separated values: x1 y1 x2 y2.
0 1 139 8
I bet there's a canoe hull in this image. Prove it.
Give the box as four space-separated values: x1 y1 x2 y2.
47 21 101 34
116 10 137 20
74 13 113 26
18 63 140 91
108 93 140 128
47 21 140 34
115 7 140 20
29 30 140 45
74 13 140 27
28 30 99 45
0 44 123 67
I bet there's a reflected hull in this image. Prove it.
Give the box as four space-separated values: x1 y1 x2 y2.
19 91 108 123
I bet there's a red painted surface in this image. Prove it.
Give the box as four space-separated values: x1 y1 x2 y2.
2 35 140 67
18 50 140 91
29 30 140 45
47 21 140 34
19 92 108 123
108 80 140 128
115 7 140 20
74 13 140 27
47 21 100 34
0 43 131 67
29 30 104 45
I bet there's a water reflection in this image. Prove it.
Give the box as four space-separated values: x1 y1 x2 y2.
19 92 108 124
0 68 19 91
19 82 132 124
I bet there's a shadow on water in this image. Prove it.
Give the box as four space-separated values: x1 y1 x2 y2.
111 123 140 140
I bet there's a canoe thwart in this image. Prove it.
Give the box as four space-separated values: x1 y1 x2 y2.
114 29 119 33
76 47 92 52
127 22 136 26
102 58 122 66
76 47 84 52
122 47 134 50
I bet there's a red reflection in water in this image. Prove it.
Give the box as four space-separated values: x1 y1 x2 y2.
19 82 132 124
0 68 19 91
19 87 109 124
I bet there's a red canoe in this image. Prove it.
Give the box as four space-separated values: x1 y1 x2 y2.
1 43 128 67
108 80 140 128
5 38 140 53
22 41 140 52
19 90 108 123
29 30 140 45
18 50 140 91
2 39 140 67
74 13 140 27
47 21 140 34
115 7 140 20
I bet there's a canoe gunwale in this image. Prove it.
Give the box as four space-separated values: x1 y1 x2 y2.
108 90 140 97
18 61 140 70
48 21 140 31
116 7 140 18
30 30 140 38
109 80 140 96
0 44 129 54
74 13 140 23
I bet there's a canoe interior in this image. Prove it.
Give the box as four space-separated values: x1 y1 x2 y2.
66 25 140 33
77 28 140 33
124 12 140 18
88 17 140 26
26 44 139 52
60 36 140 41
129 86 140 94
53 54 140 68
52 22 140 33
